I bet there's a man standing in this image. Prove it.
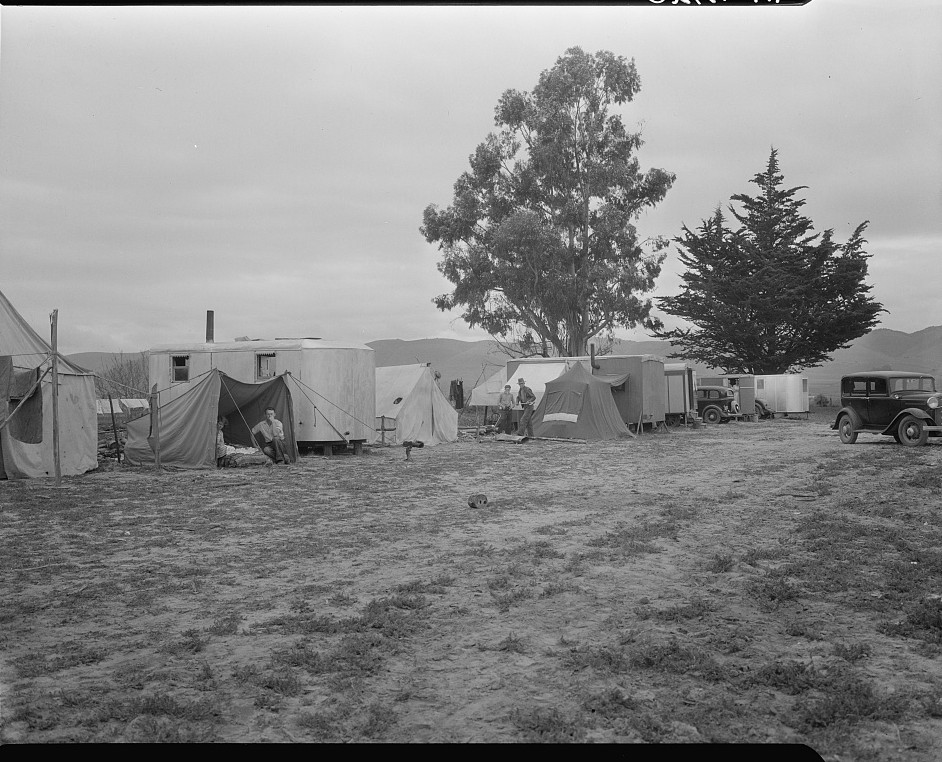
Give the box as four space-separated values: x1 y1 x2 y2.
497 383 515 434
516 377 536 438
252 406 290 464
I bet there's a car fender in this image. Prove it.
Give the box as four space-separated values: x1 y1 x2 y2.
755 399 774 417
832 407 862 431
881 408 934 436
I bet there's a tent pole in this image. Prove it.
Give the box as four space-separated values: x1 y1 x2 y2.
108 394 121 463
150 383 161 471
50 310 61 486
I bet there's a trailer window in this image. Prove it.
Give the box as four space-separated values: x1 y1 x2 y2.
171 355 189 382
256 353 276 380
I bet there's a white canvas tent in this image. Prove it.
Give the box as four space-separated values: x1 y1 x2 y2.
468 358 586 410
120 398 149 414
0 289 97 479
505 359 584 407
374 363 458 446
468 367 508 408
96 399 121 416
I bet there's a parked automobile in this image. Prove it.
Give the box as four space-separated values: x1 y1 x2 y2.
696 386 737 424
832 371 942 447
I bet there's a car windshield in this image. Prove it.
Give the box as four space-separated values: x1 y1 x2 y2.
888 377 936 393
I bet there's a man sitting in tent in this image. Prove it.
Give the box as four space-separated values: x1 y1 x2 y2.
251 407 290 464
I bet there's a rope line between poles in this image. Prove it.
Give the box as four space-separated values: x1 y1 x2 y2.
285 372 375 432
285 375 349 444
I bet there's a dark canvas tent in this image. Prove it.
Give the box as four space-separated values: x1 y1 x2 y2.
124 369 299 469
532 363 629 441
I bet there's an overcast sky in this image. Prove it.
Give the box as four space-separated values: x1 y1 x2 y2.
1 2 939 355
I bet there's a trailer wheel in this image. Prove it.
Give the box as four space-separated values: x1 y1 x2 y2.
897 415 929 447
702 406 722 425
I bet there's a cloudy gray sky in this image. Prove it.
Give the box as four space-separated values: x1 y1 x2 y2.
1 2 939 355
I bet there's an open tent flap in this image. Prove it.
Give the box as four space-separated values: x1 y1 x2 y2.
125 370 298 468
217 373 296 451
1 359 44 444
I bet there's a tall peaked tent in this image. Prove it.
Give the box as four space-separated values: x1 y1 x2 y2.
532 363 629 441
124 369 299 469
374 364 458 445
0 289 97 479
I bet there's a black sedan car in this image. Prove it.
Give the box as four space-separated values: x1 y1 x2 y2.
696 386 737 424
832 371 942 447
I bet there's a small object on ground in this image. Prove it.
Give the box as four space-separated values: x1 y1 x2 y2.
494 433 529 443
403 440 425 460
468 493 488 509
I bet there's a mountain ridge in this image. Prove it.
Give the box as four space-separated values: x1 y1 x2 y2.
69 326 942 399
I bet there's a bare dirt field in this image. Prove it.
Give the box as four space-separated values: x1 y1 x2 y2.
2 408 941 755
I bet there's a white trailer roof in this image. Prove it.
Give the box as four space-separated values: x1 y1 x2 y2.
149 338 372 353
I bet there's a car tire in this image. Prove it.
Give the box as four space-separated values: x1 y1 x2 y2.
897 415 929 447
703 406 722 425
838 415 857 444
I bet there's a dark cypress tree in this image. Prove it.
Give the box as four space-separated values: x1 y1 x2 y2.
655 149 884 373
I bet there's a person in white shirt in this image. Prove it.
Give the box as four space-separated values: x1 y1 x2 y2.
251 407 290 464
497 384 515 434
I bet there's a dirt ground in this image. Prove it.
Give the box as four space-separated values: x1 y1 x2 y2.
1 409 941 754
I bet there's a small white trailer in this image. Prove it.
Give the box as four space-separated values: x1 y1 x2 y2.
148 338 376 452
755 374 810 416
664 362 698 425
700 372 809 417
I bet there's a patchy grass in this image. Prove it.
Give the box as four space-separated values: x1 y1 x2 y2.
2 423 941 754
706 553 735 573
509 706 586 743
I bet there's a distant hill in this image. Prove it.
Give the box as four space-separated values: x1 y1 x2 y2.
366 327 942 399
69 327 942 400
